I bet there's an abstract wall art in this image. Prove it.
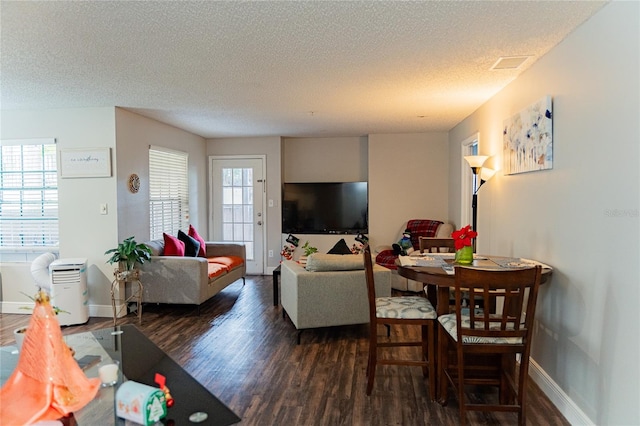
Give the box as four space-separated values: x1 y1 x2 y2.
503 96 553 175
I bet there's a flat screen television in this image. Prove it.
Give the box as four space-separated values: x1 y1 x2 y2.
282 182 368 234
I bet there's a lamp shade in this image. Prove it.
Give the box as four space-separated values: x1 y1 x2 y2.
464 155 489 168
480 168 496 182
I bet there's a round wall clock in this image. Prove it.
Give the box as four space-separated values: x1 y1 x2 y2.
128 173 140 193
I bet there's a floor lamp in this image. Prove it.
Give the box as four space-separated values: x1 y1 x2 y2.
463 156 495 252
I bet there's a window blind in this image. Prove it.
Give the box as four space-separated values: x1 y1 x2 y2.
149 146 189 240
0 139 58 251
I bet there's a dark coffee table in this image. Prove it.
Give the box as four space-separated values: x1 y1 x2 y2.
273 264 281 306
0 324 240 425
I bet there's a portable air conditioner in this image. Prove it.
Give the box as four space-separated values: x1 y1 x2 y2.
49 258 89 326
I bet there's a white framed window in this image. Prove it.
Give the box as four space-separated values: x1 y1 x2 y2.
0 138 58 260
460 134 479 228
149 146 189 240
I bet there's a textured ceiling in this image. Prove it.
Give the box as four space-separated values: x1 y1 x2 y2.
1 1 606 138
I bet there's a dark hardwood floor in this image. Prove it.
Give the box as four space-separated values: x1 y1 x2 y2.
1 275 568 425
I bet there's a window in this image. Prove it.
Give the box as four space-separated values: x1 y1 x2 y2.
0 138 58 259
149 146 189 240
221 167 254 259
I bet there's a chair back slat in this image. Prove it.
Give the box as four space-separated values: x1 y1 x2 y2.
454 266 542 344
419 237 456 253
363 245 378 325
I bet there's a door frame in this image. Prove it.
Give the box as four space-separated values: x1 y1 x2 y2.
208 155 267 275
460 133 479 229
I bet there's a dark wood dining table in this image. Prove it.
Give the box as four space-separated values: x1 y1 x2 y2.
396 254 553 316
396 254 553 402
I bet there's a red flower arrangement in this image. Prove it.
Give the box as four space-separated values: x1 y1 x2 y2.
451 225 477 250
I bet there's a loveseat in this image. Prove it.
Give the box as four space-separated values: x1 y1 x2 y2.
375 219 454 292
281 254 391 343
137 239 246 306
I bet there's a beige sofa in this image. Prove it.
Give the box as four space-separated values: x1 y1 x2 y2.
136 240 246 307
280 254 391 343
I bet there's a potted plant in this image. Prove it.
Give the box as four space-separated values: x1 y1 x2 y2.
302 241 318 257
105 236 152 275
298 241 318 265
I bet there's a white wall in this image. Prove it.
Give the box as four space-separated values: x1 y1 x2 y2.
369 132 450 249
280 136 369 257
0 107 208 316
1 107 118 311
448 3 639 424
206 136 282 271
115 108 207 242
283 136 368 182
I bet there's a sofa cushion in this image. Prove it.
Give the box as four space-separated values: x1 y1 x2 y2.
208 255 244 272
208 263 227 279
188 224 207 257
305 253 364 271
178 230 201 257
146 239 165 256
163 233 185 256
327 238 353 255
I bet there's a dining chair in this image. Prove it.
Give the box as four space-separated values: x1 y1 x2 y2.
419 237 456 253
418 237 457 306
363 245 437 399
437 265 542 426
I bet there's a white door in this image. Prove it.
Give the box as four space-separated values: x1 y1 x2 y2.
210 156 265 275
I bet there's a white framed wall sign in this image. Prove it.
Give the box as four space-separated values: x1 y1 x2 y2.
59 148 111 178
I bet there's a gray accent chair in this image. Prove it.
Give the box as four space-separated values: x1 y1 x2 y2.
280 254 391 343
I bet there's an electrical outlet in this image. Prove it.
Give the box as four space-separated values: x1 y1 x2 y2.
268 250 274 257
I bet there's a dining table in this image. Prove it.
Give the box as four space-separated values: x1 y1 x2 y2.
396 253 553 316
395 253 553 402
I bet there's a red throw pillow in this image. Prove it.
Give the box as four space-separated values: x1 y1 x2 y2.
188 225 207 257
163 233 185 256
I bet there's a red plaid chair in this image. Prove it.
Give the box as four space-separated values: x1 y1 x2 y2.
375 219 444 270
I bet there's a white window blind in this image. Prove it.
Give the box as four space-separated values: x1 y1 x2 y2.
149 146 189 240
0 138 58 252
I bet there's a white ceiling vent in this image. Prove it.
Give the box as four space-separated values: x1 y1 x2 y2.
491 56 531 70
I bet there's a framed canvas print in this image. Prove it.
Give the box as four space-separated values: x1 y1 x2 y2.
503 96 553 175
59 148 112 178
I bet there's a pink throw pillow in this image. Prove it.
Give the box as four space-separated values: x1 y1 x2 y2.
163 233 185 256
188 225 207 257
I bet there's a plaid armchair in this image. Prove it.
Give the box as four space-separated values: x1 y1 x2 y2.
375 219 444 269
375 219 453 291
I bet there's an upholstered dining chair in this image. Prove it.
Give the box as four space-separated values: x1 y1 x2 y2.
419 237 456 253
437 265 542 426
363 245 437 399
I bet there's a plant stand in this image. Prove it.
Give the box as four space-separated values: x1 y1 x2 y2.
110 269 143 326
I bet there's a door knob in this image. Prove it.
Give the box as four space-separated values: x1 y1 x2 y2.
257 221 263 226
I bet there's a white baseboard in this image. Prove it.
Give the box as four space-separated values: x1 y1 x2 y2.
89 304 116 318
529 358 594 425
2 301 119 319
2 301 33 314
